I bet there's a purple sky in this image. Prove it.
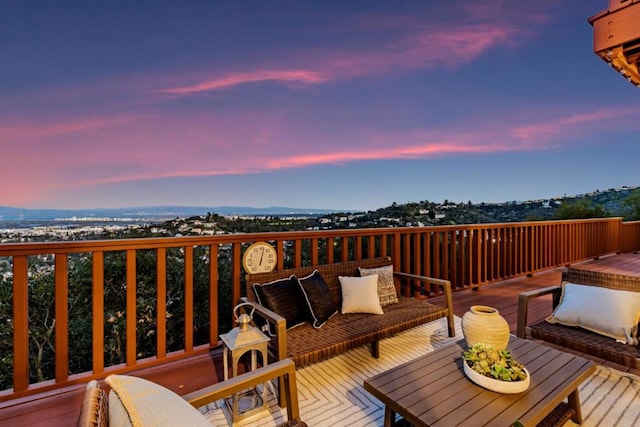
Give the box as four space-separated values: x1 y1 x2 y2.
2 1 639 211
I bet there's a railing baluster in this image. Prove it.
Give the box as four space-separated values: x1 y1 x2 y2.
293 240 302 266
12 255 29 392
311 239 319 265
276 240 284 270
380 235 388 257
327 237 335 263
157 248 167 359
341 237 349 262
208 245 219 346
403 233 411 296
422 232 431 281
126 250 137 366
392 233 400 269
92 252 104 374
54 254 69 383
232 243 241 306
413 232 421 288
433 231 441 280
184 246 194 353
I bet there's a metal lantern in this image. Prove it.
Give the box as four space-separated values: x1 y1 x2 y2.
219 302 270 425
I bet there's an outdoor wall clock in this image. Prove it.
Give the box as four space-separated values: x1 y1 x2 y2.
242 241 277 273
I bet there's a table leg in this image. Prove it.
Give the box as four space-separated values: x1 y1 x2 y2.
384 406 396 427
568 389 583 424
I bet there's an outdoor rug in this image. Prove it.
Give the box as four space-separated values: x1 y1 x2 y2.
202 316 640 426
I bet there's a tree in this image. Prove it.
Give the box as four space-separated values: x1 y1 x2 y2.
556 198 609 220
623 189 640 220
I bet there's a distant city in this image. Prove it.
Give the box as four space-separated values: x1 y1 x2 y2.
0 205 340 223
1 185 638 243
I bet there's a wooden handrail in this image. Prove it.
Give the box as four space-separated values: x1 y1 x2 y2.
0 217 636 401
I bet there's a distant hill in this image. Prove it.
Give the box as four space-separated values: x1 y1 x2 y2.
0 205 341 221
357 185 640 225
1 185 638 223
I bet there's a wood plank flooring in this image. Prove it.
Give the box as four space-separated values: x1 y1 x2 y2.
2 253 639 426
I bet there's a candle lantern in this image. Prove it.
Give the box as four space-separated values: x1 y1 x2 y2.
220 302 270 425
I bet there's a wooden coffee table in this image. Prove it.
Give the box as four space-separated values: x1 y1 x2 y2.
364 336 596 426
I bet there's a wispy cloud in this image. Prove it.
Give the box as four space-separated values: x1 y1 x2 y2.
264 140 512 169
160 21 520 96
0 116 138 143
509 108 640 142
160 70 328 95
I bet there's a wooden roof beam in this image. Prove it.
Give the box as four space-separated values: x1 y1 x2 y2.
589 0 640 88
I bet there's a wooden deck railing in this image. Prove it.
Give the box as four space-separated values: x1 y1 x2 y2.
621 220 640 253
0 217 634 401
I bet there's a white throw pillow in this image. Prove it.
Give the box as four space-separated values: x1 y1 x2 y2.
339 275 384 315
105 374 211 427
546 282 640 345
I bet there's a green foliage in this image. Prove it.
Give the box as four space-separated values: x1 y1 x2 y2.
27 272 56 383
462 343 527 382
555 198 609 220
623 189 640 221
0 275 13 389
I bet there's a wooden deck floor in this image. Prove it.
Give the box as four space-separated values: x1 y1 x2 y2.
2 252 639 426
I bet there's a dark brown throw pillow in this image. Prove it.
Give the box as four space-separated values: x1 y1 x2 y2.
298 270 338 328
252 275 308 335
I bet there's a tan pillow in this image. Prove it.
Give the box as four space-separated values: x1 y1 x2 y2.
105 375 211 427
359 264 399 306
546 282 640 345
339 275 383 314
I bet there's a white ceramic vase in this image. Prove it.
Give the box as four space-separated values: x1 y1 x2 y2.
461 305 510 350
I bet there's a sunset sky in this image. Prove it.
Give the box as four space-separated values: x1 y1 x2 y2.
2 1 639 211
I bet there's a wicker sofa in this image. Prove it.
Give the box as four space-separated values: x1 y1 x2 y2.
244 257 455 368
517 267 640 369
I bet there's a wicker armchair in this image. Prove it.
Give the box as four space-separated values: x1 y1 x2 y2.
78 358 307 427
517 268 640 369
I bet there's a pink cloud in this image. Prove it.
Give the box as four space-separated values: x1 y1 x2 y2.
159 21 519 96
5 104 638 197
160 70 328 95
396 25 514 69
509 108 640 142
264 139 519 170
0 116 138 143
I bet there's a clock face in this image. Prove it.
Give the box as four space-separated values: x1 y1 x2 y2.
243 242 277 273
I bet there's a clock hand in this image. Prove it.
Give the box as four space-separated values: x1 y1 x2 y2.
259 247 265 265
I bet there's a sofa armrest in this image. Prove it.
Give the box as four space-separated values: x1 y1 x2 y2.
516 286 562 338
392 272 455 338
183 359 301 422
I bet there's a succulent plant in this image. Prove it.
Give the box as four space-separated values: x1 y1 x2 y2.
462 343 527 382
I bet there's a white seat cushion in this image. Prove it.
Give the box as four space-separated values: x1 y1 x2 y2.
106 374 211 427
546 282 640 345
